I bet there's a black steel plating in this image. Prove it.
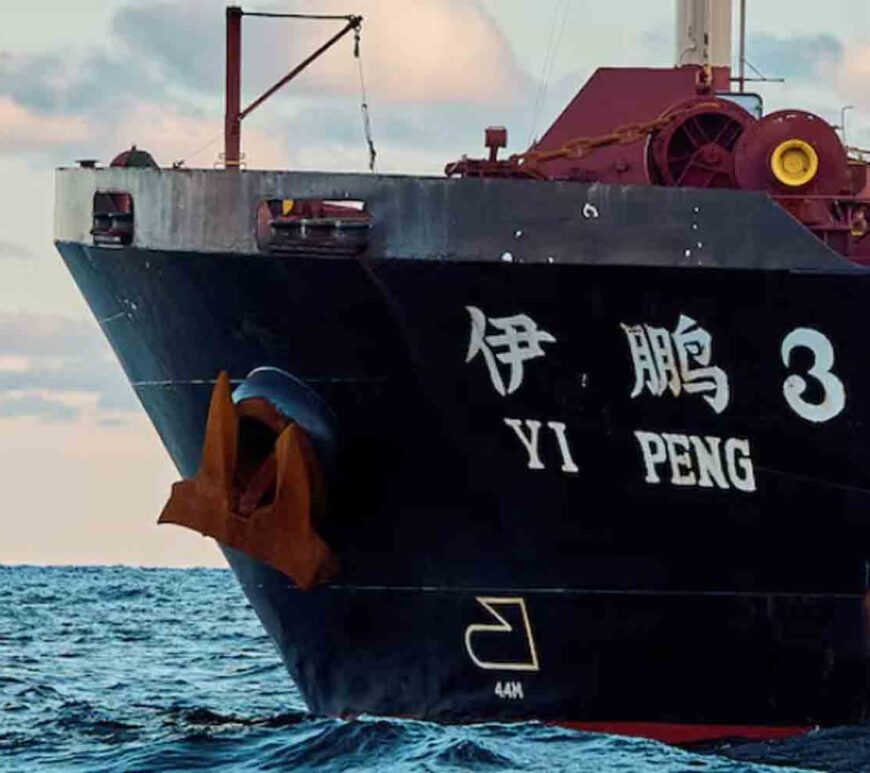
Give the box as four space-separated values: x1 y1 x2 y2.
53 183 870 729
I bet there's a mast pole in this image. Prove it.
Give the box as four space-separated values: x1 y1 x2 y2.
738 0 746 92
223 7 361 168
238 17 361 122
224 6 243 168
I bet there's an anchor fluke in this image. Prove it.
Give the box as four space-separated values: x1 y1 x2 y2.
159 371 338 590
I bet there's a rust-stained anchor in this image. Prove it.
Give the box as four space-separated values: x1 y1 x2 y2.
159 372 338 590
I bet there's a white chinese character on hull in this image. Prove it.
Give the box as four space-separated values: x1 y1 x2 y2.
466 306 556 396
622 314 729 414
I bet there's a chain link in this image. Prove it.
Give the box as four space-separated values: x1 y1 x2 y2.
515 101 723 170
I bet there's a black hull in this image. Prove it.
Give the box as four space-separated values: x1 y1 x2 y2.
230 554 868 727
53 173 870 740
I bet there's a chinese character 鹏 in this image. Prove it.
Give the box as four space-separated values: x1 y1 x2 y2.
622 314 729 413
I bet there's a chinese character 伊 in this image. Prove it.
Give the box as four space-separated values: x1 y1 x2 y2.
466 306 556 396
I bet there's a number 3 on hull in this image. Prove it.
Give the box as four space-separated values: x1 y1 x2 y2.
781 328 846 424
464 597 540 672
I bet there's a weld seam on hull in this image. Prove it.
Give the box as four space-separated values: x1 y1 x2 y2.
98 311 127 324
133 377 388 387
315 584 867 599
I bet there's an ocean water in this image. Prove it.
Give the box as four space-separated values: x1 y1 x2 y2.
1 566 867 773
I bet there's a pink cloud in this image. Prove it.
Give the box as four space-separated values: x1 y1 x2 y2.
283 0 530 103
110 0 528 104
0 413 223 567
0 96 89 152
108 103 289 169
0 1 530 165
0 95 289 169
837 42 870 110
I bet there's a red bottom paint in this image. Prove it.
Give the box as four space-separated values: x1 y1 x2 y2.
556 721 814 745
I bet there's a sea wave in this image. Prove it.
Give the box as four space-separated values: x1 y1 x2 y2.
0 565 860 772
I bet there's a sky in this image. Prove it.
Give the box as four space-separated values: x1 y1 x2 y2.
2 0 870 567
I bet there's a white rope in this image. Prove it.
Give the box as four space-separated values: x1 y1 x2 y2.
173 130 224 169
354 27 377 173
528 0 572 148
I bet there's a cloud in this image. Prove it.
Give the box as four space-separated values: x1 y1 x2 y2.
0 313 140 421
0 313 104 357
109 103 289 169
0 51 71 115
111 0 529 104
0 95 89 153
0 394 77 422
282 95 540 171
0 0 536 170
289 0 531 103
0 413 223 567
0 361 138 412
840 42 870 86
638 29 676 68
110 0 228 96
0 49 162 118
0 239 33 259
745 33 843 81
638 30 844 83
836 42 870 113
